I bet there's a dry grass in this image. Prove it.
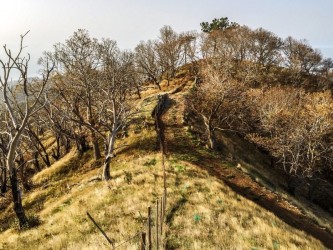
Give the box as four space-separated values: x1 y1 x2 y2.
32 149 78 185
0 151 324 249
164 160 323 249
0 90 327 250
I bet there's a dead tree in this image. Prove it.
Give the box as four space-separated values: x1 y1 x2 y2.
0 32 54 227
99 42 136 180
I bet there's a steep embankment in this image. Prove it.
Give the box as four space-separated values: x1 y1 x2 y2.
0 81 331 249
160 84 333 249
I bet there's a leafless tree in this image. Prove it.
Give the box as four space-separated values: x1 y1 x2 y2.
98 40 137 180
52 29 102 160
156 26 183 86
135 40 162 89
319 57 333 77
0 32 54 227
283 37 322 75
249 28 283 71
247 87 333 178
185 66 247 150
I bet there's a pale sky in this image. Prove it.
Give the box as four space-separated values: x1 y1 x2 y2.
1 0 333 77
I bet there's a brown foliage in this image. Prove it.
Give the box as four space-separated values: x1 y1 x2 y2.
247 87 333 177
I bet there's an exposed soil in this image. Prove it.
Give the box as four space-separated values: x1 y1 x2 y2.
161 90 333 249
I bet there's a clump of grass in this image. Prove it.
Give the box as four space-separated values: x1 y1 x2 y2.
50 199 72 215
143 158 157 167
123 171 133 184
173 153 198 162
173 164 186 172
193 214 202 223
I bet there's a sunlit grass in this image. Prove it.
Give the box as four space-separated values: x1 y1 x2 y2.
0 84 326 250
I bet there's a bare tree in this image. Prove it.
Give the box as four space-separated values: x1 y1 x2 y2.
319 57 333 77
185 66 246 150
200 25 257 84
247 87 333 178
135 40 163 89
0 121 9 194
0 32 54 227
98 40 137 180
156 26 183 86
179 31 198 65
283 37 322 75
249 28 283 71
52 29 102 160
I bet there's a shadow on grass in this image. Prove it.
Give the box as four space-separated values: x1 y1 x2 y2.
166 126 333 248
118 133 158 156
166 196 187 225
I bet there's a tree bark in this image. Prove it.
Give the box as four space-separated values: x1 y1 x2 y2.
33 151 41 172
207 128 217 150
7 125 29 228
10 167 28 227
156 82 161 90
103 157 112 181
102 128 117 181
1 162 7 194
51 135 61 161
136 85 142 99
203 116 217 150
91 131 101 160
61 135 71 154
76 136 89 156
19 158 30 191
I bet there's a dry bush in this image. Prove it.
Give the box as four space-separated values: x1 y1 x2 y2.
247 86 333 178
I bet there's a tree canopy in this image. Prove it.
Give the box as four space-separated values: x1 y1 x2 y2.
200 17 238 33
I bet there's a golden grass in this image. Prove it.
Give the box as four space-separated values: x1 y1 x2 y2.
0 151 324 249
164 160 323 249
0 87 327 249
32 149 78 185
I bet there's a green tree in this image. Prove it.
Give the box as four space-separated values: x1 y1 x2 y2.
200 17 238 33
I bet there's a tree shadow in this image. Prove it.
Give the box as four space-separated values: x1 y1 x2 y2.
165 117 333 249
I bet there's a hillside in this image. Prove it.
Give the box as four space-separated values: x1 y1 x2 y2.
0 80 332 249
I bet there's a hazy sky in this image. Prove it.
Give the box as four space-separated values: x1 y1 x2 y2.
1 0 333 77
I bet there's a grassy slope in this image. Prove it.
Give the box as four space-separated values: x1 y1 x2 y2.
0 81 327 249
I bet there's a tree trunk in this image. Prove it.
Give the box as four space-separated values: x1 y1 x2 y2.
91 131 101 160
76 136 89 156
1 163 7 194
10 167 28 227
51 135 61 161
307 177 316 202
6 129 29 227
287 175 299 195
61 135 71 154
16 154 30 191
103 157 112 181
8 140 28 226
33 151 41 172
42 153 51 167
136 85 141 99
29 129 51 167
207 128 217 150
102 128 117 181
19 161 30 191
203 116 217 150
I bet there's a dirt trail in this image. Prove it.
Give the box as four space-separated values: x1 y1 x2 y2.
161 91 333 249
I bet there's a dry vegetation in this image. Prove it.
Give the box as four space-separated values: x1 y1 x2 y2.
0 88 326 250
1 18 333 250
